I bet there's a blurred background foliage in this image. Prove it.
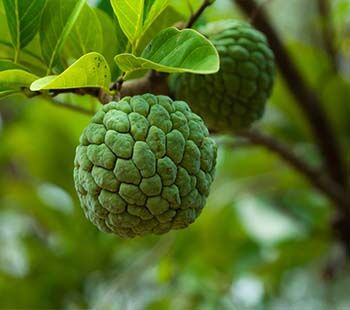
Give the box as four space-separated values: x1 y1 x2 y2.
0 0 350 309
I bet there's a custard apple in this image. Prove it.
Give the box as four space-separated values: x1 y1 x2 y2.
73 94 217 238
171 20 275 132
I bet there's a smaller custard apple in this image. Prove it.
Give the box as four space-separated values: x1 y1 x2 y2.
73 94 217 238
170 20 275 132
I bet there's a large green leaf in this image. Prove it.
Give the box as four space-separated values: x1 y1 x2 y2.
30 52 111 91
114 27 219 77
66 4 103 59
94 8 120 79
0 69 38 89
110 0 144 45
40 0 86 73
135 6 185 54
0 11 47 75
2 0 47 61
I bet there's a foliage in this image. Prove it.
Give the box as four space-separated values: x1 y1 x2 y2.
0 0 219 99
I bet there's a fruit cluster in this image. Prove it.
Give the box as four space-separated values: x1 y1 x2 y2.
74 20 275 237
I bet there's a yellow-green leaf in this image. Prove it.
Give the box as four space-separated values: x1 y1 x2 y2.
30 52 111 91
0 69 38 89
111 0 144 45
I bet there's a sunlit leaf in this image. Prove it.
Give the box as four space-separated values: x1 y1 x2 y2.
30 52 111 91
2 0 47 61
40 0 86 72
115 27 219 77
0 69 38 89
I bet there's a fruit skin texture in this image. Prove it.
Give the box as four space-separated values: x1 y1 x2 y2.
73 94 217 238
171 20 275 132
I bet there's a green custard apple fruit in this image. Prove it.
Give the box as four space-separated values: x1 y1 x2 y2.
171 20 275 132
73 94 217 238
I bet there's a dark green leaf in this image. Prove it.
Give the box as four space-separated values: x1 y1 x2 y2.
0 59 27 71
94 8 120 79
3 0 47 61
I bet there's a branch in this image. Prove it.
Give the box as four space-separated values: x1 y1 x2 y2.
49 99 95 115
120 71 170 98
186 0 215 28
241 129 350 213
234 0 348 190
317 0 338 72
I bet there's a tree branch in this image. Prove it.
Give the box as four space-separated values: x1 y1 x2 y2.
120 71 170 98
234 0 348 191
49 99 95 115
186 0 215 28
317 0 338 72
241 129 350 213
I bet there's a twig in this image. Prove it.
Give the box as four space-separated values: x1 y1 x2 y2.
186 0 215 28
120 71 170 98
243 130 350 255
317 0 338 72
49 99 95 115
241 129 350 213
234 0 348 191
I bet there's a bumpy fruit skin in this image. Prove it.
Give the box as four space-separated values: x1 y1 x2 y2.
73 94 217 238
171 20 275 132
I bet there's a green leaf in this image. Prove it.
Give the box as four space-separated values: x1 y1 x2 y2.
136 6 185 54
65 4 103 59
0 59 27 71
114 27 219 77
30 52 111 91
0 11 47 75
0 69 38 89
143 0 155 20
97 0 114 18
111 0 144 45
2 0 47 61
94 8 120 79
40 0 86 73
114 14 129 55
